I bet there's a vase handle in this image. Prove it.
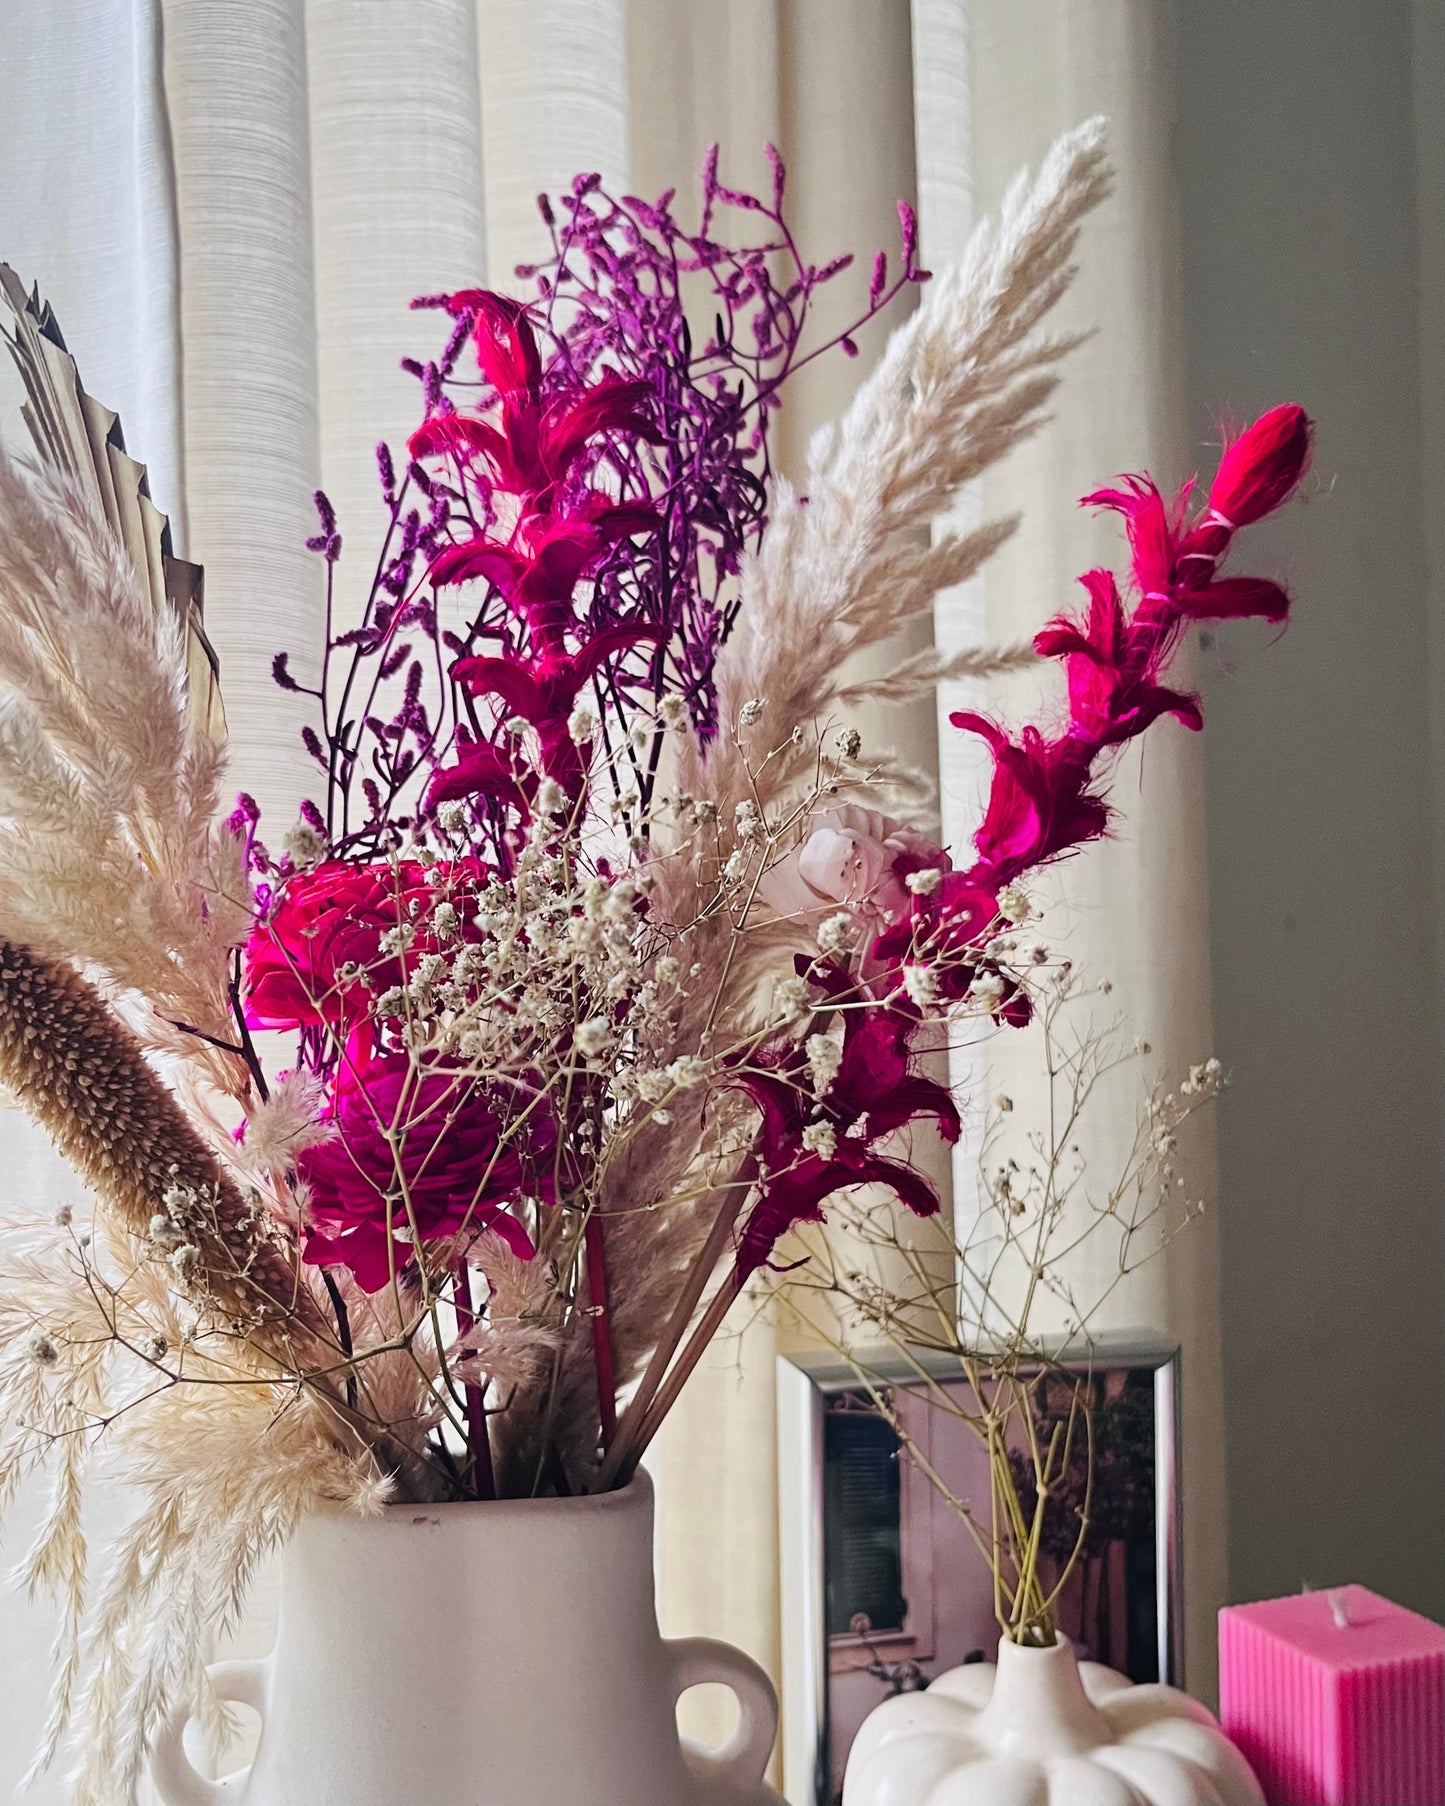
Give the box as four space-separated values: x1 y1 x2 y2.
667 1635 778 1798
150 1658 267 1806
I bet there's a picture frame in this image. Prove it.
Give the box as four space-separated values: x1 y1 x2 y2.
776 1337 1184 1806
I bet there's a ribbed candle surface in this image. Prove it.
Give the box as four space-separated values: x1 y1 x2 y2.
1219 1586 1444 1805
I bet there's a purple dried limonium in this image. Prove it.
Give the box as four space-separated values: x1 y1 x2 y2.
262 148 926 869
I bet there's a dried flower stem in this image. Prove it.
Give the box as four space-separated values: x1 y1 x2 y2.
594 1148 760 1489
622 1264 745 1475
452 1259 494 1499
583 1214 617 1448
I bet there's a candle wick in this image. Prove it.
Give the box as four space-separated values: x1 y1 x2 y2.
1327 1588 1351 1628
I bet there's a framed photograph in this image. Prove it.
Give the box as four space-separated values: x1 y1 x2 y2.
776 1338 1183 1806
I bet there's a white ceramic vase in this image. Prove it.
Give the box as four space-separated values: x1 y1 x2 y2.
150 1471 780 1806
843 1636 1265 1806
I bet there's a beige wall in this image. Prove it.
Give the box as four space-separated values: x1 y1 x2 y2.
1168 0 1445 1621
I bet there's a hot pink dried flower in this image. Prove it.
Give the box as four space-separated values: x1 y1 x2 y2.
731 962 961 1277
297 1044 545 1293
869 405 1311 1059
243 859 484 1030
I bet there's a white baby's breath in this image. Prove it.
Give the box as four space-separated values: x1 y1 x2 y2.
902 963 939 1007
966 971 1007 1011
801 1121 837 1159
997 884 1032 924
805 1032 843 1096
817 912 854 957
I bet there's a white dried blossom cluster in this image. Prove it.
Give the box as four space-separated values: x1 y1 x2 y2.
801 1121 837 1160
1180 1057 1224 1099
997 884 1033 924
405 846 660 1081
283 820 327 868
902 963 939 1007
770 972 813 1027
965 971 1006 1011
805 1031 842 1097
817 912 855 958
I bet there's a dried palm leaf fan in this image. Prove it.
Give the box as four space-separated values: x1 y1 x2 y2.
0 263 224 741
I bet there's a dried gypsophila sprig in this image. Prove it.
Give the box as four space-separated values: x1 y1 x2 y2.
300 750 854 1493
772 959 1226 1647
241 716 929 1497
474 732 908 1488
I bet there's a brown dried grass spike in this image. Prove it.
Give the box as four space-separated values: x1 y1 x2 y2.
0 937 326 1347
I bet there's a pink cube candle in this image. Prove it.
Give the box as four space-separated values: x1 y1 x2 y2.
1219 1586 1444 1805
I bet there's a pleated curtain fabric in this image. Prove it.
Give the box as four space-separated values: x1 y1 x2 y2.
629 3 938 1757
0 7 186 1798
951 0 1228 1699
0 1 1227 1795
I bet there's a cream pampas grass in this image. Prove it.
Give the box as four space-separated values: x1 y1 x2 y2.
0 449 250 1098
829 634 1040 708
0 1216 387 1805
604 122 1114 1419
652 115 1112 1008
678 115 1111 825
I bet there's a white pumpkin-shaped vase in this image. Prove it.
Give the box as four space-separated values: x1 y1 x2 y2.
843 1636 1264 1806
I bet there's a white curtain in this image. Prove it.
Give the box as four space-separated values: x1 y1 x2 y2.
0 6 185 1797
931 0 1229 1701
631 1 935 1761
1 1 1230 1793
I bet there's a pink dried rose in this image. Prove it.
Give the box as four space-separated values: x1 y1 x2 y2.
243 862 416 1029
297 1045 543 1293
243 858 483 1030
757 805 950 930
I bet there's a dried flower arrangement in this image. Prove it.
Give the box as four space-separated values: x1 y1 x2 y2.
0 116 1310 1799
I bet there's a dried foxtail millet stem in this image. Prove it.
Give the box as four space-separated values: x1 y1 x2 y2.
0 941 444 1498
0 938 328 1351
